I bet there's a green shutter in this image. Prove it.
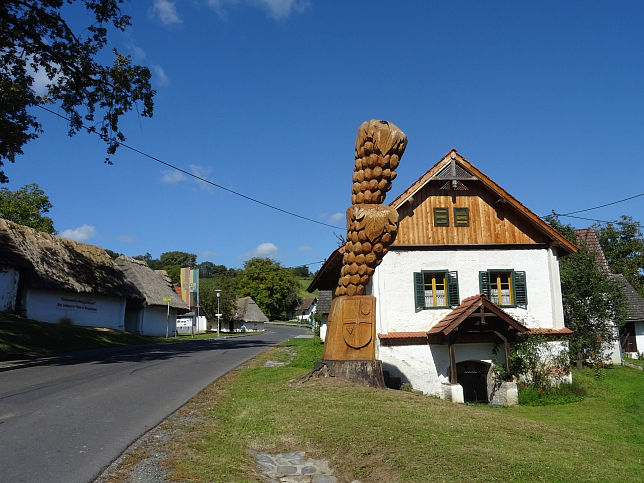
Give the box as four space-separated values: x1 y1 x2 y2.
447 271 459 306
514 271 527 308
479 271 490 297
414 272 425 310
453 207 469 227
433 208 449 226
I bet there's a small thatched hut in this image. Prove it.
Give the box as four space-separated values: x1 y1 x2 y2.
115 256 189 336
229 296 268 332
0 218 142 329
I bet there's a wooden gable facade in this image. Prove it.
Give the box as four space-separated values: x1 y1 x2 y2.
389 149 576 253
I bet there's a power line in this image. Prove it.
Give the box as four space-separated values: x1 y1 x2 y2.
554 192 644 216
550 213 622 224
37 105 344 230
286 260 326 269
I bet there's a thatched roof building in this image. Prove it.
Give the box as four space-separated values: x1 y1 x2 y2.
114 256 188 311
0 218 141 299
235 296 269 323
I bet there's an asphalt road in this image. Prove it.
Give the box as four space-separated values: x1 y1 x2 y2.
0 326 307 483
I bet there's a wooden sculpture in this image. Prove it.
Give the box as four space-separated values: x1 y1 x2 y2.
318 120 407 381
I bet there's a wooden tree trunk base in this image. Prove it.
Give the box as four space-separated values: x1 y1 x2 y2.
299 359 386 388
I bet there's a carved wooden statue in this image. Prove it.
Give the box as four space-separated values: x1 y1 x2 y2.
336 120 407 297
321 120 407 372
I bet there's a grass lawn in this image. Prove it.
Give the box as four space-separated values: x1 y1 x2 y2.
114 337 643 482
0 312 233 360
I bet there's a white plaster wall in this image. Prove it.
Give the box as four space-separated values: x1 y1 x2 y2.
379 342 498 397
606 322 623 365
370 247 564 335
0 266 19 312
23 288 126 330
139 306 177 337
635 321 644 355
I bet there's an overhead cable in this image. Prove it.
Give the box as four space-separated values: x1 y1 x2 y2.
37 105 344 230
555 192 644 216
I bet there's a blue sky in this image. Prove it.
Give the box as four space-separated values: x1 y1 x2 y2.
7 1 644 270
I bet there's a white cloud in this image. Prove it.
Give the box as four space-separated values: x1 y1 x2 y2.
152 0 182 25
298 245 313 253
245 242 278 258
60 224 97 242
189 164 214 191
152 65 169 86
128 45 147 61
329 212 344 223
161 170 186 183
207 0 309 19
118 235 135 243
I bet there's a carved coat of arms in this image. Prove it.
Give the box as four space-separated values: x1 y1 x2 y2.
342 298 373 349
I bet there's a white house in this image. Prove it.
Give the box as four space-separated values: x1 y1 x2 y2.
310 149 577 403
229 296 268 332
614 274 644 358
0 218 140 330
294 297 317 322
115 256 189 337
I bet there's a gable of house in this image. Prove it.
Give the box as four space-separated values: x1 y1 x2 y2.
310 149 576 294
391 149 576 252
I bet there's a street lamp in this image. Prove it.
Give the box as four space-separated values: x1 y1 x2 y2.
216 289 222 336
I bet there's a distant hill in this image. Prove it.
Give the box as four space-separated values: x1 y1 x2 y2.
297 277 316 298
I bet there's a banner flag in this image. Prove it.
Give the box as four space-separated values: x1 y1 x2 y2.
179 267 199 308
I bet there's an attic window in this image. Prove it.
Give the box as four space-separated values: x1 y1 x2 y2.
433 208 449 227
454 208 469 227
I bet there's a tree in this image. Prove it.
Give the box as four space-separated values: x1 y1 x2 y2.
1 1 155 182
133 252 163 270
0 183 55 233
200 276 238 329
237 258 300 320
288 265 311 278
198 261 229 278
160 251 197 268
596 216 644 297
547 217 627 367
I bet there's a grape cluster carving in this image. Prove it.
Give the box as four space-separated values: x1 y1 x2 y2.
336 120 407 297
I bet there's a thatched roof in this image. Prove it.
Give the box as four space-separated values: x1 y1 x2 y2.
0 218 141 298
115 256 189 311
235 296 269 323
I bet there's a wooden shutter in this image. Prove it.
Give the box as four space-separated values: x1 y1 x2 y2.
447 271 459 307
414 272 425 310
479 271 490 297
514 271 527 308
433 208 449 226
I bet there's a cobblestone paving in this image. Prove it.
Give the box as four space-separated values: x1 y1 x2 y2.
252 450 361 483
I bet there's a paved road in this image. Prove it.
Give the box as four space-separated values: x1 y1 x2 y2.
0 326 307 483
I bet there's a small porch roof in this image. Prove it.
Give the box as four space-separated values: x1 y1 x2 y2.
427 294 529 336
379 294 571 346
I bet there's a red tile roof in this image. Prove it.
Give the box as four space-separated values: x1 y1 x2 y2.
428 293 529 335
574 228 610 273
378 331 428 340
